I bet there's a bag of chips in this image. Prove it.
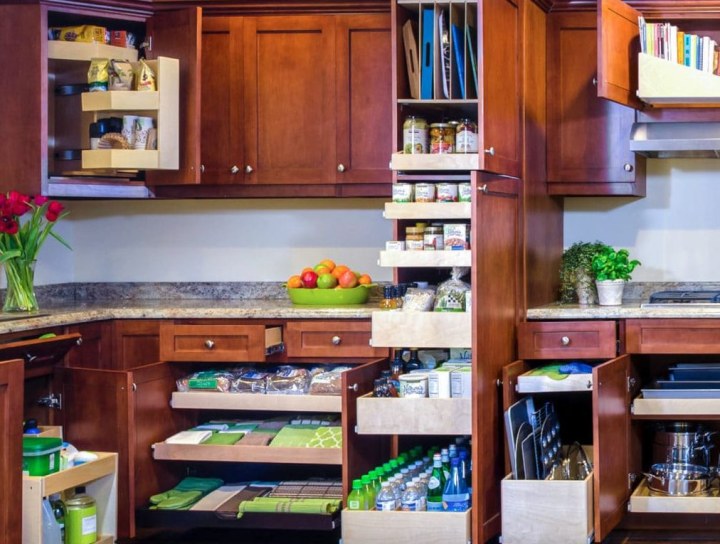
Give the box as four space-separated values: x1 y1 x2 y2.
88 58 109 92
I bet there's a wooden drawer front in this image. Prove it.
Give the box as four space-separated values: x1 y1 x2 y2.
342 509 471 544
518 321 616 359
159 323 275 362
626 319 720 354
285 321 387 358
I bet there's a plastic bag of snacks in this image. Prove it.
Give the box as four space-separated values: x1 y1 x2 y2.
267 366 311 395
309 367 352 396
434 267 470 312
176 370 234 392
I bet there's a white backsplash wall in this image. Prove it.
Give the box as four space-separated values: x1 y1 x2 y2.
62 198 393 283
565 159 720 282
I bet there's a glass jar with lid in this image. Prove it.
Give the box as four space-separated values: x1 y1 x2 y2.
455 118 478 153
403 116 428 154
405 226 425 251
429 123 454 154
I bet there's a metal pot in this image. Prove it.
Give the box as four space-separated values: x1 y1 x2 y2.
652 422 717 467
644 462 715 496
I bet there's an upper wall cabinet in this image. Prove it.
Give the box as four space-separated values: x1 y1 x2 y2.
0 4 199 198
547 10 646 196
390 0 521 178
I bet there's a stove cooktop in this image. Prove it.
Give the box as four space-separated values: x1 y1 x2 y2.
648 290 720 304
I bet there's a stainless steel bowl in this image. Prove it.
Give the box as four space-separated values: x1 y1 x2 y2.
645 462 714 496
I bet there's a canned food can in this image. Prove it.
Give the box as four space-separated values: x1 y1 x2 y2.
398 374 428 398
414 183 436 202
392 183 414 203
423 226 444 250
458 183 472 202
436 183 459 202
455 118 479 153
429 123 455 154
403 116 428 154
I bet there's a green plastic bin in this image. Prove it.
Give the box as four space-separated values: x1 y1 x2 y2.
22 436 62 476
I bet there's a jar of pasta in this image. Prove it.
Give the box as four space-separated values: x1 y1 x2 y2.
403 116 428 154
429 123 454 154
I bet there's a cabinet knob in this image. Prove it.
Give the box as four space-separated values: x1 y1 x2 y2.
592 76 597 86
348 383 359 392
560 336 571 346
484 146 495 156
479 184 488 194
200 164 205 174
76 337 83 346
624 163 634 172
230 165 240 174
337 164 346 173
204 339 215 350
331 335 342 346
245 165 254 174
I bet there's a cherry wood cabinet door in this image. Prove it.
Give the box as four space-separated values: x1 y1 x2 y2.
471 173 520 544
112 320 161 370
480 0 521 178
198 16 245 184
0 359 22 544
335 14 392 185
547 10 645 196
243 15 336 184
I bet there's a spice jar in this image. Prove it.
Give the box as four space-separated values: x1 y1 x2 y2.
455 118 479 153
405 226 424 251
429 123 455 154
403 116 428 154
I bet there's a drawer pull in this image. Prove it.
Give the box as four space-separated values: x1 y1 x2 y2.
560 336 571 346
331 335 342 346
348 383 358 392
204 339 215 350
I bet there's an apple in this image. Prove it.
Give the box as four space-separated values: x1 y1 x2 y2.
301 270 319 288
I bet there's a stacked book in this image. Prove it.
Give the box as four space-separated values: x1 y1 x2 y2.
639 16 720 75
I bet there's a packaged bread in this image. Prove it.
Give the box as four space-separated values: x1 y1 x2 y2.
309 367 352 396
176 370 234 393
231 369 271 394
266 366 310 395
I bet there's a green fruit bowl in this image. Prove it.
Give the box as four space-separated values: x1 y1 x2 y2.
287 285 373 306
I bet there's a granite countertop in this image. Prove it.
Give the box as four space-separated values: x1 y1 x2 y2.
524 300 720 320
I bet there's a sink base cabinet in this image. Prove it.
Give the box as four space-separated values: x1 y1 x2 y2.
0 359 23 543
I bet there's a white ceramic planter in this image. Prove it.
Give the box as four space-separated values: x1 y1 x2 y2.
595 279 625 306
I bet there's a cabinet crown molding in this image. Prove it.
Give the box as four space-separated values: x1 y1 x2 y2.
551 0 720 16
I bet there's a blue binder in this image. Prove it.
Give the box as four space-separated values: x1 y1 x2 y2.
421 6 435 99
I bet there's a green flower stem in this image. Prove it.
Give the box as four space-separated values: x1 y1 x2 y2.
3 258 38 312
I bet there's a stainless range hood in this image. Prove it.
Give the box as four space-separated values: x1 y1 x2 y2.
630 122 720 158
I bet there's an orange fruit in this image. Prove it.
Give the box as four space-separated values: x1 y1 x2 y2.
319 259 336 272
332 264 350 280
314 264 331 276
301 267 314 275
287 275 303 289
317 273 338 289
339 269 359 288
358 274 372 285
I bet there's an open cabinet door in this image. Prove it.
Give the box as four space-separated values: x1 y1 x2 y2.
0 359 22 543
342 359 390 499
598 0 644 109
592 354 632 542
145 8 202 186
58 362 187 539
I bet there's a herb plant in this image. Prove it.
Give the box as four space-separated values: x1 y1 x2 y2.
559 241 607 303
591 246 641 282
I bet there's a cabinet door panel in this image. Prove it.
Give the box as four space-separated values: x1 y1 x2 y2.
0 359 22 544
547 11 644 196
335 14 392 184
592 354 631 542
146 7 202 185
112 320 161 370
480 0 521 178
244 16 335 184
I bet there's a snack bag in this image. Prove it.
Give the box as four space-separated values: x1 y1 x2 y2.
108 59 134 90
136 59 156 91
434 267 470 312
88 58 109 92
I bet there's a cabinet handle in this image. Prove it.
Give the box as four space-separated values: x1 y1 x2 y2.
76 337 83 346
348 383 358 392
484 146 495 156
479 184 488 194
204 339 215 350
200 164 205 174
624 163 634 172
592 76 597 86
337 164 346 173
245 165 254 174
230 165 240 174
560 336 571 346
495 379 502 387
331 335 342 346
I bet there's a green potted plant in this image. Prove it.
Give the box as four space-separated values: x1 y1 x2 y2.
590 245 641 306
559 241 607 305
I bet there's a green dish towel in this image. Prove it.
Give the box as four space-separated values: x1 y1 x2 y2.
269 425 320 447
202 432 245 445
237 497 341 518
307 426 342 449
150 477 224 510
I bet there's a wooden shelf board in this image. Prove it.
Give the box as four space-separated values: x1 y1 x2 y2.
82 150 160 169
390 152 481 171
171 391 342 412
638 52 720 105
342 508 471 543
24 426 62 439
384 202 471 220
47 41 138 62
23 452 117 497
82 90 159 111
152 443 342 465
371 311 471 348
379 250 471 268
356 394 471 434
630 478 720 513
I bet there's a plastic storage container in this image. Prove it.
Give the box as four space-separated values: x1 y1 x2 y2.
22 436 62 476
65 488 97 544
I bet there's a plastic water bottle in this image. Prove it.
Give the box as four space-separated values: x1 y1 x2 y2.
442 457 470 512
388 475 403 508
376 481 397 511
427 453 446 511
441 449 451 481
412 476 427 511
459 449 472 501
361 475 376 510
347 479 365 510
401 480 424 511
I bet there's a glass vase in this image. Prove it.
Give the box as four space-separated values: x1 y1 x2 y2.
2 258 38 312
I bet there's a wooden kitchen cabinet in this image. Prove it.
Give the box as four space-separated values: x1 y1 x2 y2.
546 10 645 196
0 359 23 544
285 320 388 358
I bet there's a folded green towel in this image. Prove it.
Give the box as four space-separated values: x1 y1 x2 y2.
307 427 342 449
269 425 320 448
150 490 203 510
237 497 341 518
202 432 245 445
